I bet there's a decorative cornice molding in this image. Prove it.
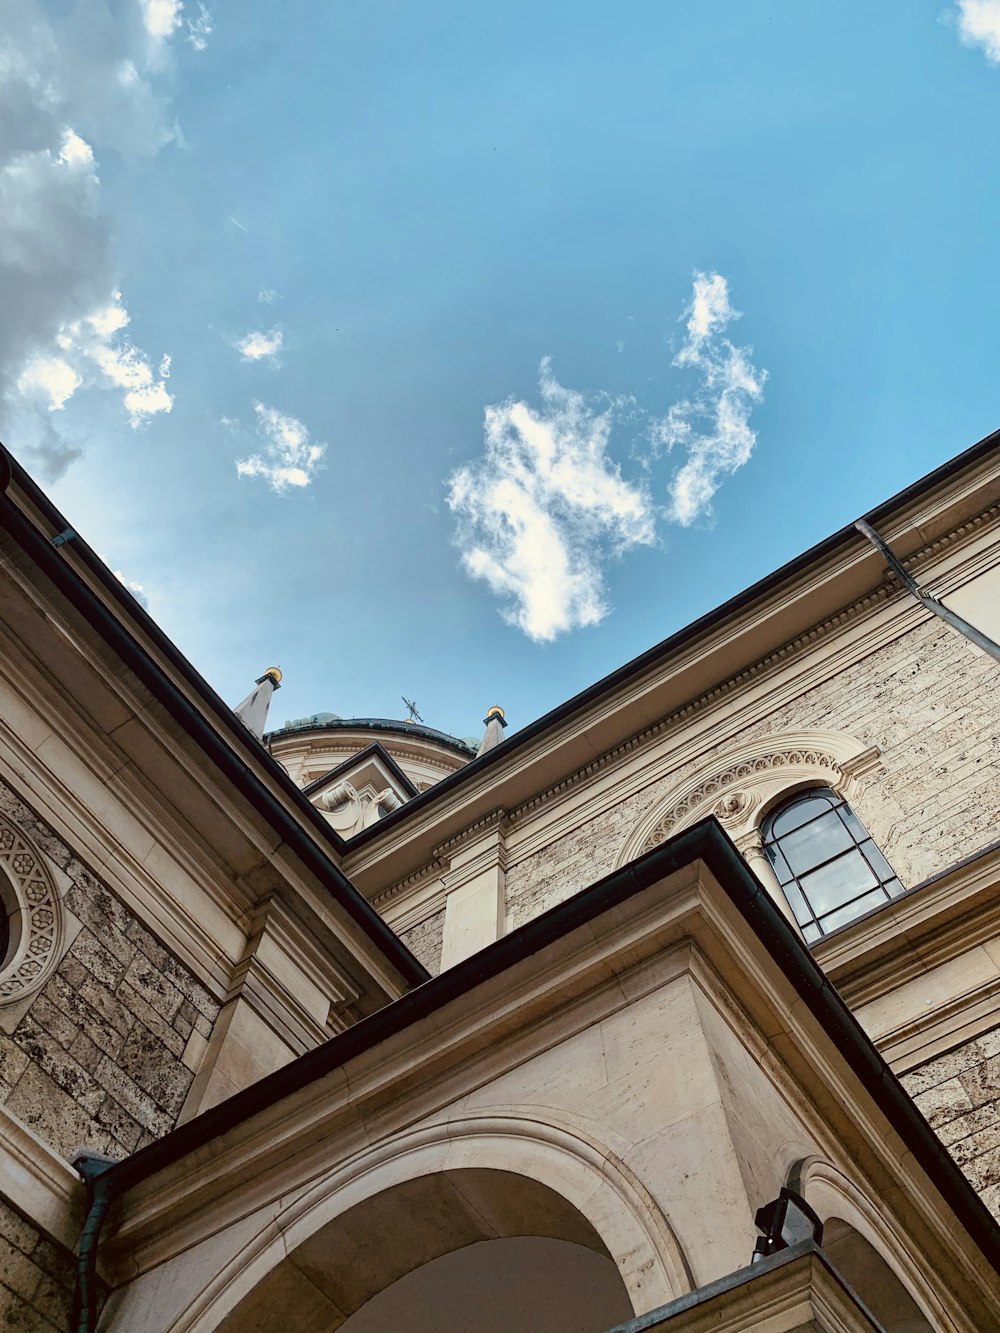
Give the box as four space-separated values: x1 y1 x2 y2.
372 858 447 910
432 807 510 862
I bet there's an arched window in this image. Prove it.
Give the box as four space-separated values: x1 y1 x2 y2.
761 788 902 942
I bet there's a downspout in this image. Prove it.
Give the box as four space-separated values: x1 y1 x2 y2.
855 517 1000 664
71 1153 118 1333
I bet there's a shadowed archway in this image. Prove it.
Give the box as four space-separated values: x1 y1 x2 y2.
216 1168 635 1332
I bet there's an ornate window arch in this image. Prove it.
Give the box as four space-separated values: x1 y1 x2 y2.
618 730 885 933
0 814 64 1002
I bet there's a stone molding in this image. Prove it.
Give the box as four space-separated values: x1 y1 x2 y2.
0 811 64 1004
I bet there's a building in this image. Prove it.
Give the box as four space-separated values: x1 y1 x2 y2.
2 431 1000 1330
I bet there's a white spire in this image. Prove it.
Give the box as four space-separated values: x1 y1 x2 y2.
234 668 282 740
476 705 508 757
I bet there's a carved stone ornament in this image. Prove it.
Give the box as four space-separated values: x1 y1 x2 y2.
713 791 750 823
0 814 63 1002
641 747 843 854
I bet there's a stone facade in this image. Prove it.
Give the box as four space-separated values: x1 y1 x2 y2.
0 1196 79 1331
0 778 220 1159
902 1023 1000 1220
505 615 1000 929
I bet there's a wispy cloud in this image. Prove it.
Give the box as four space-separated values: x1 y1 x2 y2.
235 402 327 493
233 327 283 362
0 0 203 478
185 4 214 51
652 272 766 526
953 1 1000 61
258 288 281 305
448 272 766 639
447 360 654 642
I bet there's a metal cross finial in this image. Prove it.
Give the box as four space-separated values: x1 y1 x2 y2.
402 696 423 724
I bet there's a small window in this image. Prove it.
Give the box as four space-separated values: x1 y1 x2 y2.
761 788 902 942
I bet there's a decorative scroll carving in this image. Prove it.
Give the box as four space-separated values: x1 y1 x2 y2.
642 748 841 853
0 815 63 1001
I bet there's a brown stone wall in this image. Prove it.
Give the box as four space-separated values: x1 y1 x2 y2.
901 1025 1000 1219
399 907 446 975
0 1195 80 1331
506 616 1000 927
0 779 221 1159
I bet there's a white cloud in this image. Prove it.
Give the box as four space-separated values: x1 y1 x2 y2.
258 288 281 305
652 272 766 527
17 357 82 412
447 360 654 642
0 0 200 478
142 0 184 43
955 1 1000 61
449 274 767 638
233 327 283 362
235 402 327 492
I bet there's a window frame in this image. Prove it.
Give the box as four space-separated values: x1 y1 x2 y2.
760 786 902 942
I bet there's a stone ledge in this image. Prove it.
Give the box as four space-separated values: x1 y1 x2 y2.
607 1244 883 1333
0 1102 83 1252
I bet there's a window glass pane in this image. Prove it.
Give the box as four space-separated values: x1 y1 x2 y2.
779 877 813 928
798 850 878 917
769 791 836 838
838 804 869 842
802 921 822 944
885 878 904 898
858 839 894 882
764 841 795 886
779 812 854 876
817 888 889 935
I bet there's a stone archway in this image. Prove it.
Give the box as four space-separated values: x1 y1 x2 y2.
216 1169 634 1333
168 1114 691 1333
795 1158 942 1330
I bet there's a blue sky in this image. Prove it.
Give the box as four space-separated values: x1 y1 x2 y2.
3 2 1000 743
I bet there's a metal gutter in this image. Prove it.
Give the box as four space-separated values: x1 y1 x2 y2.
0 444 429 990
72 818 1000 1314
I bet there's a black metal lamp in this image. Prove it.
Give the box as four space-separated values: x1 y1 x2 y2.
751 1186 823 1263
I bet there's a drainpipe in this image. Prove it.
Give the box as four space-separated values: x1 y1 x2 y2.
855 517 1000 664
71 1152 118 1333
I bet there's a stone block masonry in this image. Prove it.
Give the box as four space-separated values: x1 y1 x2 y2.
0 1194 82 1331
901 1024 1000 1220
399 907 445 975
0 778 221 1160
